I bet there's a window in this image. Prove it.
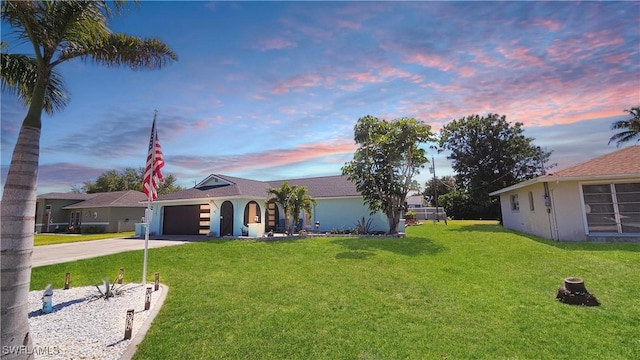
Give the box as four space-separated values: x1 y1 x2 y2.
243 201 261 226
528 191 535 211
510 194 520 211
583 182 640 234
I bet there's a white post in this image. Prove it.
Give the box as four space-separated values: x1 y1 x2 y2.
143 206 152 285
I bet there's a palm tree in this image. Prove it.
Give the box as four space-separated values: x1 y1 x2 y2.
609 107 640 147
266 182 295 234
0 1 177 356
290 185 317 233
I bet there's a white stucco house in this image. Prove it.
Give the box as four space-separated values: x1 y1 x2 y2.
489 146 639 242
144 174 391 237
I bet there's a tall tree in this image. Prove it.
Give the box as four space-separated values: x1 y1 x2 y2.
608 106 640 147
342 115 435 234
83 167 183 195
0 1 177 357
438 113 551 219
290 185 317 233
422 175 457 206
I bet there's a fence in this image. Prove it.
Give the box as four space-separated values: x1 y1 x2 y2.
408 207 447 221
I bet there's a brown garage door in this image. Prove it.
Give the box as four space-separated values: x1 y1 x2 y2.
163 205 200 235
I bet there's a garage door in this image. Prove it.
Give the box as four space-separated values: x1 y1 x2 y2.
163 205 200 235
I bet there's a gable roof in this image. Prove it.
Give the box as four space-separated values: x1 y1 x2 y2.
37 192 97 201
268 175 361 198
63 190 147 209
154 174 361 202
490 146 640 196
549 145 639 178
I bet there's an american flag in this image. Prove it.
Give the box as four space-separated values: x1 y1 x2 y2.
143 113 165 201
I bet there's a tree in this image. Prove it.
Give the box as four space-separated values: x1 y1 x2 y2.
342 115 436 234
83 167 183 195
608 106 640 147
290 185 317 233
422 175 457 206
0 2 177 356
438 114 551 219
266 182 295 234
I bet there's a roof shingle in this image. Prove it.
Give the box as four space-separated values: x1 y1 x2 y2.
63 190 147 209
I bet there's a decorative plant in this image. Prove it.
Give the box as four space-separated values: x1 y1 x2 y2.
404 211 419 225
88 276 127 301
354 216 374 235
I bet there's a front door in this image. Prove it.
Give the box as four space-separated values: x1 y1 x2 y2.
220 201 234 236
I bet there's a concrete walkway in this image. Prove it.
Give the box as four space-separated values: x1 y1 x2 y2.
32 237 189 267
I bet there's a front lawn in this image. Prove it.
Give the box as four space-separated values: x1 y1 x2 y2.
31 221 640 359
34 232 135 246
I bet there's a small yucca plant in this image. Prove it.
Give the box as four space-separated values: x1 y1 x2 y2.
88 277 127 301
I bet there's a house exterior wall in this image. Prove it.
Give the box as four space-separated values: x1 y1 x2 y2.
312 197 389 233
498 180 637 242
548 180 589 241
35 198 83 232
498 183 555 239
149 196 390 236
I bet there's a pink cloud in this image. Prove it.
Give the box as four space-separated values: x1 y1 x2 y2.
405 53 453 72
498 46 547 69
257 37 297 51
336 20 361 30
526 18 563 31
458 66 475 78
272 74 323 94
346 71 381 83
172 139 358 174
603 53 629 64
585 29 624 49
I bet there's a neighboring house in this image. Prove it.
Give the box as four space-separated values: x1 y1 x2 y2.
490 146 640 242
405 195 446 221
406 195 425 209
146 174 390 237
36 190 147 233
35 193 97 233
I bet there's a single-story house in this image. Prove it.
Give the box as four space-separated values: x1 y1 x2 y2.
144 174 391 237
489 146 639 242
36 190 147 233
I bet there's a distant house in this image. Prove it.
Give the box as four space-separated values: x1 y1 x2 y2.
146 174 391 237
490 146 640 242
405 194 446 221
36 190 147 233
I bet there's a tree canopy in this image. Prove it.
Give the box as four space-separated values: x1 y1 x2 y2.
422 175 457 206
438 113 551 219
83 167 183 195
342 115 435 233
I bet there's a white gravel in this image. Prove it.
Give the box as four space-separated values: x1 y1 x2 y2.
28 283 163 360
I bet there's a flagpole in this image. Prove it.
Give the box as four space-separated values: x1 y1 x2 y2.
143 110 158 285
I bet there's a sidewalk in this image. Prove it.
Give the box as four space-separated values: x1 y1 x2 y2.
32 237 189 267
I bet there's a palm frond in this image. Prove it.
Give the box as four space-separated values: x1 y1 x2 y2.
58 33 178 69
608 106 640 147
0 52 69 114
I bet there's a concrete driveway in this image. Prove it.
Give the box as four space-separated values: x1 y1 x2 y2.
32 237 189 267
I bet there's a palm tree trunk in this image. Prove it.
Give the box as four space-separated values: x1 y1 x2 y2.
1 125 40 360
1 74 45 359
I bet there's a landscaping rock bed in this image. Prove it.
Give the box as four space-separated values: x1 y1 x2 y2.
28 283 162 359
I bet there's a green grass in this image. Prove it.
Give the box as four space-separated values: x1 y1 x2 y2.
34 232 135 246
31 221 640 359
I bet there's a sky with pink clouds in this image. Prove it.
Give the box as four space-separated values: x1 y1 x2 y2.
1 1 639 195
